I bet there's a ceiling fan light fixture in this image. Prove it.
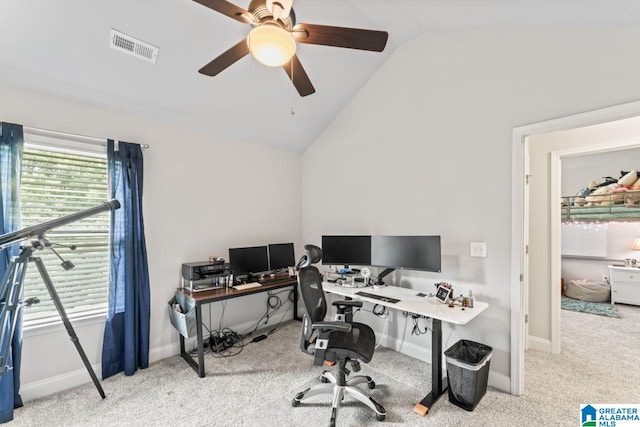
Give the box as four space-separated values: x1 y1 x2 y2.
247 24 296 67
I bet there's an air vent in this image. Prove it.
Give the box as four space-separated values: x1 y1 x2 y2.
109 29 158 64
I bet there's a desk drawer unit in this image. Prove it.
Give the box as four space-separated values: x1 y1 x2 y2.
609 267 640 306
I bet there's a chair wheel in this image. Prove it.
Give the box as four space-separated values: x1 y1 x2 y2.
368 381 376 389
291 399 300 407
376 413 385 421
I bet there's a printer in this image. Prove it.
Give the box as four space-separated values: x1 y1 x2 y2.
182 260 230 292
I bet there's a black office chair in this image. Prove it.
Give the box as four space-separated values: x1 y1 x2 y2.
291 245 386 426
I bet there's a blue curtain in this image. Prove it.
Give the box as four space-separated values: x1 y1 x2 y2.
0 122 24 423
101 140 150 379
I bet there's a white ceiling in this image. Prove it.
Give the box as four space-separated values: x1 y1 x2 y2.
1 0 639 153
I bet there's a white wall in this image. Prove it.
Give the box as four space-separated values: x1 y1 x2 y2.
303 28 640 392
0 83 303 400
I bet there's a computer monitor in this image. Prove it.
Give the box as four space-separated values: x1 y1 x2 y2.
321 235 371 266
229 245 269 278
371 235 441 272
268 243 295 271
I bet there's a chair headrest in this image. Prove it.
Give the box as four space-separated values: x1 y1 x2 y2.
296 244 323 269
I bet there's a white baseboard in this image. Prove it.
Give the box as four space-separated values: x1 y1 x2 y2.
20 363 103 403
149 342 179 363
488 371 510 392
527 335 552 352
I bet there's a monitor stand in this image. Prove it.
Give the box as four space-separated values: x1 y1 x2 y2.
375 268 395 286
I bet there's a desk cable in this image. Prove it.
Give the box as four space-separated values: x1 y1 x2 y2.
192 289 294 359
264 289 296 336
239 289 294 339
402 311 432 336
355 304 389 349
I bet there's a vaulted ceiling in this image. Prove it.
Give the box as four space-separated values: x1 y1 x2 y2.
1 0 638 152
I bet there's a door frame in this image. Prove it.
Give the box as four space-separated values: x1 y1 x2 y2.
510 100 640 395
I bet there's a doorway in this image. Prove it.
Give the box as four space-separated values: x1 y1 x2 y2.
511 101 640 396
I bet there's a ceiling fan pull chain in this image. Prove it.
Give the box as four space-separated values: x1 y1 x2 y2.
290 60 296 116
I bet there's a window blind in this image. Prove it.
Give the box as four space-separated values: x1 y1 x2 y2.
20 146 110 326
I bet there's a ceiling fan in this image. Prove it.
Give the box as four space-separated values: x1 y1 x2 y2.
193 0 389 97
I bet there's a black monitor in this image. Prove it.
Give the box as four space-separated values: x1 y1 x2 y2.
268 243 295 271
371 235 441 273
229 245 269 278
321 235 371 266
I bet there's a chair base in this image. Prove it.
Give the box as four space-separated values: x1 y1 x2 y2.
292 369 386 426
320 369 376 389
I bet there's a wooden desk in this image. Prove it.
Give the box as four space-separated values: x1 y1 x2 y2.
322 282 488 416
178 276 298 377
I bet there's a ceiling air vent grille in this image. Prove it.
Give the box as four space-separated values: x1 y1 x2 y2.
109 29 158 64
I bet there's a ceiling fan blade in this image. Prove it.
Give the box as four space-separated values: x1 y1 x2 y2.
198 40 250 76
292 23 388 52
283 55 315 97
193 0 253 24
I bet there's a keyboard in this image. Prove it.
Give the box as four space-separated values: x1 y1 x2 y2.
355 291 400 304
234 282 262 291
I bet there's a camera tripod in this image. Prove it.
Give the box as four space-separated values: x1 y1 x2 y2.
0 241 105 399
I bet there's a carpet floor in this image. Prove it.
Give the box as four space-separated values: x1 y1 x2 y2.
11 304 640 426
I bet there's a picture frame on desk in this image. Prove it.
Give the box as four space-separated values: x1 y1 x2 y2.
435 284 452 304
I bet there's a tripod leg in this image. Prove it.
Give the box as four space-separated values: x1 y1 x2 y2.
33 257 106 399
0 260 25 374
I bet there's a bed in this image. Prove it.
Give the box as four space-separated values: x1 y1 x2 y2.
561 190 640 221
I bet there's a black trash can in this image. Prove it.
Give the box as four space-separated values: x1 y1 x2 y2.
444 339 493 411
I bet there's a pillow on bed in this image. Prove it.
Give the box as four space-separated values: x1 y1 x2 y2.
618 170 637 187
631 177 640 190
585 183 617 205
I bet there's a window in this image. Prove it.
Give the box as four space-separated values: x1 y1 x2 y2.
20 136 109 327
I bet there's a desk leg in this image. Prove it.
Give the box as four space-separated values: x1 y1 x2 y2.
413 318 448 416
195 305 205 377
179 303 206 378
293 282 300 321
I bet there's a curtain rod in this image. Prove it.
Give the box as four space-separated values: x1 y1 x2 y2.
23 125 150 149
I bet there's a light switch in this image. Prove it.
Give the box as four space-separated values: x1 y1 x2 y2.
470 242 487 258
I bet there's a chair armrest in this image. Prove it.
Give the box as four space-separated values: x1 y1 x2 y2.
332 299 363 316
332 300 363 308
311 321 352 334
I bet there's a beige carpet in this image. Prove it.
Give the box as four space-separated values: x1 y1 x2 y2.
11 304 640 426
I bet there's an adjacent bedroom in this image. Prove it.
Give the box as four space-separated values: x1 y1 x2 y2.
561 148 640 317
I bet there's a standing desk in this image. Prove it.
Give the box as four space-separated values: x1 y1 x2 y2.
178 276 298 377
322 282 488 416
